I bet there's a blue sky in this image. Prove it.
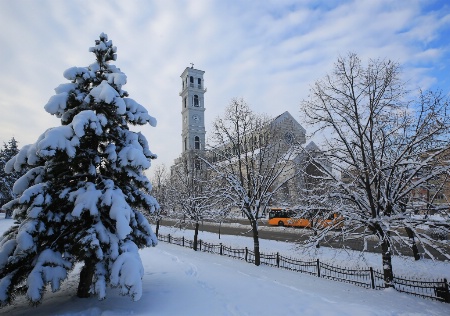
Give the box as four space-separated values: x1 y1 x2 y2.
0 0 449 172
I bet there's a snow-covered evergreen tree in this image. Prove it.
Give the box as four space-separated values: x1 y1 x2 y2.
0 138 26 218
0 33 158 305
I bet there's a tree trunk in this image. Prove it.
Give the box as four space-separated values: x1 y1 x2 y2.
314 229 320 248
251 220 260 266
77 259 95 298
156 219 160 236
193 222 199 251
381 237 394 288
5 209 12 219
405 227 420 260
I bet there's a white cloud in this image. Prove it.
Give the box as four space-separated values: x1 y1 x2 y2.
0 0 449 173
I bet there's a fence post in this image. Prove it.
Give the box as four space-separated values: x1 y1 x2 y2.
245 247 248 262
199 240 202 251
276 252 280 268
182 236 184 247
168 234 171 244
370 267 375 289
220 243 223 255
317 259 321 278
444 278 450 303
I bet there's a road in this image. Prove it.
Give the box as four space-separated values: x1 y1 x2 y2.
156 218 448 260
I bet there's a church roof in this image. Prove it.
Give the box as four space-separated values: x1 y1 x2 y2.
271 111 306 134
305 141 319 151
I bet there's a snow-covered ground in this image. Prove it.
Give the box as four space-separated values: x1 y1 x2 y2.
1 216 449 315
158 224 450 280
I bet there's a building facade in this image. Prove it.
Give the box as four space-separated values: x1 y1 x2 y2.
172 66 325 206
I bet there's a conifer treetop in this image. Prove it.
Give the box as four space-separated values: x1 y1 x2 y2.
89 32 118 65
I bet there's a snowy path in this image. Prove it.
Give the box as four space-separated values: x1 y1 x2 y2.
1 242 449 315
1 216 449 315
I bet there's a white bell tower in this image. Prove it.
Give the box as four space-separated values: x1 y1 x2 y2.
180 65 206 154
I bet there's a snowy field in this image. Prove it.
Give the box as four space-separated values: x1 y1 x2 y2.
1 216 449 315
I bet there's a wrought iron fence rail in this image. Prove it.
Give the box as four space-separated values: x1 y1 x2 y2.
320 272 373 289
319 261 377 289
278 255 317 275
158 233 449 303
222 245 246 260
247 250 255 264
260 252 278 267
393 275 449 301
199 241 221 254
158 234 169 242
372 270 386 290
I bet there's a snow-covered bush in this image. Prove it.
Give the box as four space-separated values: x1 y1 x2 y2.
428 227 448 241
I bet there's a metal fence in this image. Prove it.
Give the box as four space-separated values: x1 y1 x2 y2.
158 233 450 303
393 275 449 302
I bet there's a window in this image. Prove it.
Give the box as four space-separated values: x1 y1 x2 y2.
194 95 199 107
190 76 194 83
198 78 201 85
184 97 187 108
284 132 294 144
194 136 200 150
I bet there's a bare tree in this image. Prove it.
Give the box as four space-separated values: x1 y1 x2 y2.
206 98 301 265
149 164 169 236
300 53 450 287
167 155 222 250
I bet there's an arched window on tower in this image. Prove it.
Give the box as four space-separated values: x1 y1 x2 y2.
190 76 194 87
194 136 200 150
194 95 199 107
184 97 187 108
197 78 201 88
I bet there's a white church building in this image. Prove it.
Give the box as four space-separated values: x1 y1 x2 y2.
172 65 324 205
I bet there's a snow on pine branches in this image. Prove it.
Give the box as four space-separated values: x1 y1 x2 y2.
0 33 158 306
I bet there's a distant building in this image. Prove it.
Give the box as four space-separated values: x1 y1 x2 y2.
409 149 450 214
